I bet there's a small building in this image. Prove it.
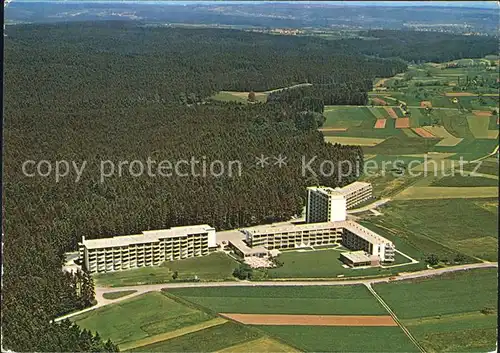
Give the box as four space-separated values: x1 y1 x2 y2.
340 251 372 268
228 239 268 258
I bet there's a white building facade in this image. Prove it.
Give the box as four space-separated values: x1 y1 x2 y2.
305 187 347 223
79 224 216 273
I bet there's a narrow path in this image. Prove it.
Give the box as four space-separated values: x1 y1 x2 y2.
381 249 419 269
365 283 426 353
264 83 312 94
55 262 497 322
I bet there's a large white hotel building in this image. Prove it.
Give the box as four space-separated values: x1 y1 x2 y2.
79 181 390 273
79 225 215 274
238 181 394 264
241 218 394 263
306 182 373 223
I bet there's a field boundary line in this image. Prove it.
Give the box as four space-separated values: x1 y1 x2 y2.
119 317 227 351
215 336 302 353
365 283 426 353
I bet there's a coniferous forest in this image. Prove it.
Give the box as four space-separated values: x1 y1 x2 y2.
2 21 497 351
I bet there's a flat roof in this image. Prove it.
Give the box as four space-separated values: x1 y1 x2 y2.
342 221 393 246
341 250 371 263
242 221 344 236
241 220 392 247
229 239 268 255
82 224 213 250
335 181 371 195
307 186 343 197
307 181 371 197
143 224 213 238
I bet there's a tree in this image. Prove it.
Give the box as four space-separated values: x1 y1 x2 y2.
453 253 466 263
172 271 179 280
425 254 439 266
232 264 253 280
248 91 256 102
480 306 495 315
79 269 96 308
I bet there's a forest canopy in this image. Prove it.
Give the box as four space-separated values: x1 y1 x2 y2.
2 21 497 352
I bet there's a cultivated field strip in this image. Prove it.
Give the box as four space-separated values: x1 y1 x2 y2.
220 313 397 326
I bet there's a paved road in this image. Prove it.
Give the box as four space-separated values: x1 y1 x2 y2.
55 261 497 322
347 198 391 214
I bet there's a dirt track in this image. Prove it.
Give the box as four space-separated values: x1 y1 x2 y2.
220 313 397 326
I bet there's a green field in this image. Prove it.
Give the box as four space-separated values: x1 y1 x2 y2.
430 174 498 187
462 159 499 176
94 252 239 287
374 269 498 353
129 322 263 352
166 285 387 315
266 249 424 279
257 326 418 353
73 292 213 346
364 135 441 155
374 269 497 319
362 198 498 262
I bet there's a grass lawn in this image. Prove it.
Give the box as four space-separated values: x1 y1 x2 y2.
430 174 498 187
256 326 419 352
443 139 497 161
128 322 263 352
72 292 213 346
120 318 227 351
364 154 426 171
463 159 499 176
266 249 423 278
363 135 441 155
358 221 425 262
364 198 498 261
322 106 402 138
373 269 498 353
394 186 498 201
216 337 300 353
467 115 492 139
405 314 497 353
374 268 497 319
94 252 239 287
102 290 137 300
166 285 387 315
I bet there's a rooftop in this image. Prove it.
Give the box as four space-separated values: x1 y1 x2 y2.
342 220 393 246
241 219 392 247
341 250 371 263
229 238 268 255
335 181 372 195
308 181 371 197
242 221 343 235
82 224 214 250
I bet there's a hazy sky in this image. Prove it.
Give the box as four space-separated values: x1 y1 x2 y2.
11 0 500 9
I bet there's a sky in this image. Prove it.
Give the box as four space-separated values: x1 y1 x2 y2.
11 0 500 9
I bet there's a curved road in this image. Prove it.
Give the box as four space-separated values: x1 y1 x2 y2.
55 261 497 322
